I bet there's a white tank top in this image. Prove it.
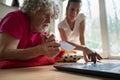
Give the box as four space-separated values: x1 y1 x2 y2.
58 13 85 45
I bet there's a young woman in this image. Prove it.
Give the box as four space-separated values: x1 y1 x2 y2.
58 0 102 62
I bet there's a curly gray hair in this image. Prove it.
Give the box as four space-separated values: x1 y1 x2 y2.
20 0 60 19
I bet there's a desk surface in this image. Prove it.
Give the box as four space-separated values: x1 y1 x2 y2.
0 59 119 80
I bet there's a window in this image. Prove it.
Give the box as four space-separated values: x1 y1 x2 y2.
81 0 102 53
5 0 13 6
105 0 120 57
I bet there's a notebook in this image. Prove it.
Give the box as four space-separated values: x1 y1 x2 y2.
54 62 120 79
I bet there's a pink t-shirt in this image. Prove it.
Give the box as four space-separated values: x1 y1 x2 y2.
0 10 44 49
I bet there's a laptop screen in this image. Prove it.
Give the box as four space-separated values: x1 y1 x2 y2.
54 63 120 79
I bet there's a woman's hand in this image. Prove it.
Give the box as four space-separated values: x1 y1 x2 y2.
83 47 102 63
88 52 102 64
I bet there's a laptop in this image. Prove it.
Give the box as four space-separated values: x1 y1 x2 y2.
54 62 120 79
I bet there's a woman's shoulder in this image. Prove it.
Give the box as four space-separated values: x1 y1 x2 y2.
58 18 66 25
76 13 85 23
58 18 67 28
78 13 85 19
79 13 85 16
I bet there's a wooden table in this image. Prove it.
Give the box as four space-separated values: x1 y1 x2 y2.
0 59 119 80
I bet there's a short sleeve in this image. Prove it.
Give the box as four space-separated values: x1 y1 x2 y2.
58 19 68 29
0 12 23 39
77 13 85 23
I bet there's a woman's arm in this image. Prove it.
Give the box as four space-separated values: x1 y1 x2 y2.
79 19 85 45
58 28 67 41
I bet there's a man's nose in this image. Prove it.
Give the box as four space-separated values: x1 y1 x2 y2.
45 16 52 23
